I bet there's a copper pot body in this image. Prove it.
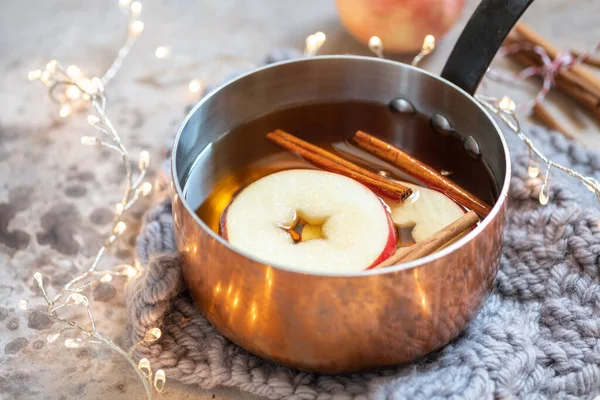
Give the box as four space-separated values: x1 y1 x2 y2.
171 56 510 373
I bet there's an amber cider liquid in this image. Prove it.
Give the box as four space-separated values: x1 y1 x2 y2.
185 101 498 245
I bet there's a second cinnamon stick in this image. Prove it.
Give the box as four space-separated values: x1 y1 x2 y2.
376 210 479 268
352 130 492 217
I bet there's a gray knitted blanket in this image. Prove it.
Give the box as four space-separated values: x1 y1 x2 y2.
125 124 600 400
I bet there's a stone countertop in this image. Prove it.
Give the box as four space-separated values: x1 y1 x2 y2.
1 0 599 399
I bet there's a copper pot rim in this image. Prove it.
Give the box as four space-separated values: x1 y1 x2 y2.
172 55 512 278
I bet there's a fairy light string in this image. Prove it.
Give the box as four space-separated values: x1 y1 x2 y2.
480 36 600 205
411 35 436 67
476 94 600 204
23 1 165 398
374 34 600 206
21 12 598 397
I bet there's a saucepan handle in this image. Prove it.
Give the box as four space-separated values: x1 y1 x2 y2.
441 0 535 95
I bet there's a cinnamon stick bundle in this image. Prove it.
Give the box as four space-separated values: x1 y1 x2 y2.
352 130 492 217
266 129 413 201
514 24 600 98
375 210 479 268
507 24 600 121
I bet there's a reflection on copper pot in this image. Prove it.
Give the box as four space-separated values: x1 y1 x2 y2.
171 53 512 372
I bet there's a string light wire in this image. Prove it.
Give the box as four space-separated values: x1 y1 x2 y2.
22 11 598 397
24 2 164 399
376 34 599 206
476 94 600 204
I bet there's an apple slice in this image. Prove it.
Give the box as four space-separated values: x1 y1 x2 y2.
383 180 466 243
221 169 396 273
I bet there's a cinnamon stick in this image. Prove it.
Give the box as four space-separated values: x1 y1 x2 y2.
266 130 413 201
532 103 574 139
376 211 479 268
508 50 600 112
570 50 600 69
514 23 600 99
352 131 492 217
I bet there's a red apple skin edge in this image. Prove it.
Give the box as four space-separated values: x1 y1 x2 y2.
219 182 250 240
219 204 230 241
365 204 398 269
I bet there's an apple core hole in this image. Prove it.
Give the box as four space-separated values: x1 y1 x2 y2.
277 211 328 243
397 223 417 247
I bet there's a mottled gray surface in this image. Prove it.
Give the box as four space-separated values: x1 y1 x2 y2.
1 0 599 399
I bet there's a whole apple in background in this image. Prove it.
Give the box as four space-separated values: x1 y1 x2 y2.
335 0 466 53
221 169 397 274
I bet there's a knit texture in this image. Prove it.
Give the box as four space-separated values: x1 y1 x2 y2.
125 124 600 400
125 52 600 400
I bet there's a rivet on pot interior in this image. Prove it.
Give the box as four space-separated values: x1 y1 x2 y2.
430 114 453 136
463 135 481 159
389 98 416 114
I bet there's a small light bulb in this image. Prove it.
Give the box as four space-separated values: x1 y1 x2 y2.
423 35 436 52
499 96 516 113
140 182 152 196
154 46 171 59
528 160 540 179
67 293 88 305
130 1 142 15
154 369 166 393
115 203 124 214
33 272 43 286
138 358 151 372
100 274 113 283
64 338 85 348
66 86 81 100
28 70 42 81
40 70 51 84
144 327 162 342
18 299 30 311
90 77 104 94
304 31 326 56
66 65 81 79
138 150 150 170
314 31 326 43
47 331 61 343
59 104 72 118
46 60 58 73
119 0 132 8
78 78 93 94
131 20 144 35
87 115 100 126
539 185 549 205
126 265 137 278
188 79 202 93
585 183 596 193
81 136 98 146
368 36 383 58
113 221 126 235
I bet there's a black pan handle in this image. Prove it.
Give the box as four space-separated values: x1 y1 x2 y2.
441 0 535 95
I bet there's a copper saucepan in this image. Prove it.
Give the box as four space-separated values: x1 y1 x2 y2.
171 0 534 373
